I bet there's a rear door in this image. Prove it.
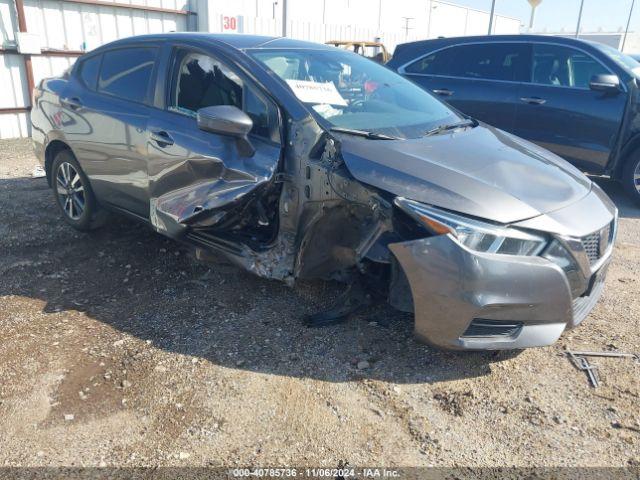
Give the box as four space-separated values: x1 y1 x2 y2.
145 44 282 236
65 46 159 217
514 43 627 173
400 42 530 131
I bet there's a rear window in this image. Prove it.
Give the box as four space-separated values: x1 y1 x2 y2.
98 47 157 103
406 43 529 82
78 54 101 90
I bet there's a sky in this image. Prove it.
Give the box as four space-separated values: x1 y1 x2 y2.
449 0 639 33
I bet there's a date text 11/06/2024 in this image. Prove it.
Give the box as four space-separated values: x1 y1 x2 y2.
229 467 400 477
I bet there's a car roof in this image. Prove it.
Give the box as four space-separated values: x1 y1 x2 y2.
388 34 610 68
396 34 605 48
91 32 335 52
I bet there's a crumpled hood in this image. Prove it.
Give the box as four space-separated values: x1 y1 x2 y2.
339 124 592 224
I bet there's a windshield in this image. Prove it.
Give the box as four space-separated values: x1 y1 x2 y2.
594 43 640 77
249 48 462 139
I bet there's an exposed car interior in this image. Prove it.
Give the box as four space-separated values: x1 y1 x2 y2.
174 53 243 113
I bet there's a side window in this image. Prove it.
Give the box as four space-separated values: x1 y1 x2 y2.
405 49 455 75
532 44 609 88
449 43 529 81
170 52 242 113
170 50 280 143
78 54 101 90
98 47 157 103
405 43 529 82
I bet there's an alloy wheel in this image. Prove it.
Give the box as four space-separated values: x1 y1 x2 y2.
55 161 85 220
635 161 640 194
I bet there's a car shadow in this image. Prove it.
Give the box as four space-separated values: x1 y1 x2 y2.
591 176 640 219
0 176 521 385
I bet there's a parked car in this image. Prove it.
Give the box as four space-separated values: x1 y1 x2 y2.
31 33 617 351
388 35 640 204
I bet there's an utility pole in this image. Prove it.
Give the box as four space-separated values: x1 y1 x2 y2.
282 0 287 37
527 0 542 32
622 0 636 52
487 0 496 35
401 16 414 39
575 0 585 38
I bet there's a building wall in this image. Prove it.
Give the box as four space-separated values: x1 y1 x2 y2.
0 0 190 139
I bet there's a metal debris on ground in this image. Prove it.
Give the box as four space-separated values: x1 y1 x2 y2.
32 165 46 178
566 350 639 388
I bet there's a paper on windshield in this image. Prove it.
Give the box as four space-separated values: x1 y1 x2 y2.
286 80 347 106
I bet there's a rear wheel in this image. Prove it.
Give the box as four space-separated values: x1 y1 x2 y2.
622 153 640 205
51 150 106 231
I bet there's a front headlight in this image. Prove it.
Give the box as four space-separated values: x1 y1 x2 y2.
395 197 547 256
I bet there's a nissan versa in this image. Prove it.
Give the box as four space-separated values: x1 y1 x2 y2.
31 34 618 350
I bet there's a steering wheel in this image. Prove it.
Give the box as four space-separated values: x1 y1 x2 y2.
349 99 366 111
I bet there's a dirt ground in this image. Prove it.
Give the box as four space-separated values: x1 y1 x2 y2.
0 138 638 469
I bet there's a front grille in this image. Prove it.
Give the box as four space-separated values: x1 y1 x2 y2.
580 222 613 266
581 232 600 264
462 319 523 339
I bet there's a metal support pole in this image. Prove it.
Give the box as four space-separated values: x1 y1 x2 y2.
488 0 496 35
529 7 536 31
623 0 636 52
13 0 35 102
575 0 585 38
282 0 287 37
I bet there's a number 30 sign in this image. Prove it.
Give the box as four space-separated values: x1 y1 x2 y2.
222 15 244 33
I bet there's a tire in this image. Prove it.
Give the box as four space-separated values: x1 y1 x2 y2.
51 149 107 231
622 153 640 205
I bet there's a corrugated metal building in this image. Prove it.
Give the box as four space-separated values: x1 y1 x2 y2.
0 0 193 138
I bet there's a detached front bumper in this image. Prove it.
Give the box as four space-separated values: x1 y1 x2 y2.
389 187 617 350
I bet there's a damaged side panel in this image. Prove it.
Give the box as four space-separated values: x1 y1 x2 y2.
144 110 298 280
147 125 281 237
280 118 393 283
153 111 394 287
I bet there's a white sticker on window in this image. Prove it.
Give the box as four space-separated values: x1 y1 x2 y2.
286 80 347 106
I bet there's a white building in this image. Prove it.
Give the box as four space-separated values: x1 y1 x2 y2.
545 31 640 54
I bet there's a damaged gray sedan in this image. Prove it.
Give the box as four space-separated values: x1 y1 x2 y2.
31 34 618 350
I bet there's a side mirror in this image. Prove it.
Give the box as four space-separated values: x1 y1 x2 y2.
589 74 621 93
196 105 255 157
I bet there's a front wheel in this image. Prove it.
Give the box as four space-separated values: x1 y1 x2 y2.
51 150 107 231
622 154 640 205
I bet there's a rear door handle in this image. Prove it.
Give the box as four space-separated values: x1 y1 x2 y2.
61 97 82 110
433 88 454 96
150 130 174 147
520 97 547 105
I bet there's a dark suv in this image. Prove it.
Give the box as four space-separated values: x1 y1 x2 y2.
388 35 640 203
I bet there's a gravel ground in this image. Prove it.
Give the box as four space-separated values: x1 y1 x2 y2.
0 138 638 468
